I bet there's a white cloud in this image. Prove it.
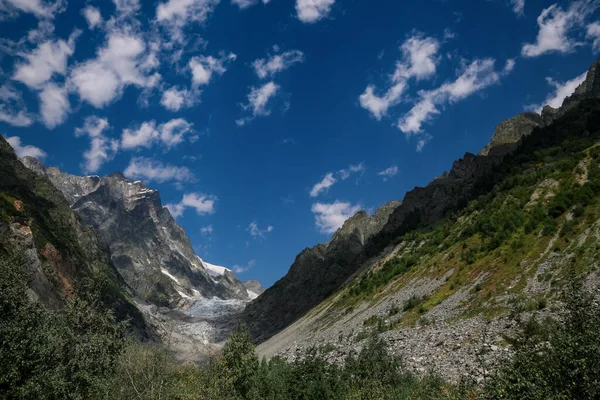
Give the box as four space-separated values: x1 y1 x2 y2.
0 0 65 19
0 84 34 127
38 82 69 129
296 0 335 23
0 106 34 126
338 162 365 180
232 0 271 9
416 134 432 152
393 35 440 82
156 0 220 42
82 6 102 29
526 71 587 112
247 221 274 239
124 157 195 184
511 0 525 16
200 225 213 235
70 33 160 108
252 50 304 79
121 121 158 150
75 116 118 173
237 81 280 125
233 259 255 274
113 0 140 16
5 136 47 160
121 118 194 150
359 82 406 121
311 201 361 234
398 58 512 135
160 118 194 147
587 22 600 51
310 172 337 197
13 34 78 88
166 192 217 218
522 1 596 57
360 34 439 120
189 53 236 86
160 86 198 111
377 165 398 181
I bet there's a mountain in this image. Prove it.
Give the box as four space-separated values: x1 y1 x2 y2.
247 58 600 380
0 136 148 337
21 158 252 308
244 280 265 299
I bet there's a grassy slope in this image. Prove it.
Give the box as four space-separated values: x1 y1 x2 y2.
271 100 600 347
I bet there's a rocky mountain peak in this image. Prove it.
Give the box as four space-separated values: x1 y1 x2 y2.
21 160 252 308
542 57 600 124
479 113 543 156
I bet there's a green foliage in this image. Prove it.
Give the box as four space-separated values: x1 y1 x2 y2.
486 282 600 399
0 256 126 400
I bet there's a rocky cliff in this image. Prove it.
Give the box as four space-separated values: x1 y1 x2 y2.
0 136 148 337
21 158 251 307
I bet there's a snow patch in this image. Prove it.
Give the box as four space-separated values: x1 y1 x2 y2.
160 268 181 285
198 257 232 277
247 290 259 300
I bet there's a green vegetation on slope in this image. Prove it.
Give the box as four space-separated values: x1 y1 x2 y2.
334 101 600 321
3 250 600 399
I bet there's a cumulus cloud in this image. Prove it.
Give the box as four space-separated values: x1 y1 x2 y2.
200 225 213 235
296 0 335 23
160 86 199 111
75 116 119 173
236 81 280 126
0 84 34 127
311 201 361 234
38 82 69 129
522 1 596 57
511 0 525 16
121 118 193 150
124 157 195 183
232 0 271 9
113 0 140 16
247 221 274 239
377 165 398 181
82 6 102 29
359 83 406 121
587 21 600 51
311 163 365 197
189 53 236 86
12 33 78 89
233 259 256 274
155 0 220 43
398 58 513 135
310 172 337 197
252 50 304 79
360 34 439 120
338 162 365 180
70 33 160 108
526 71 587 112
0 0 65 19
5 136 47 160
166 192 217 218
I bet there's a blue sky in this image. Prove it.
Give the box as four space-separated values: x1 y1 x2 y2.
1 0 599 287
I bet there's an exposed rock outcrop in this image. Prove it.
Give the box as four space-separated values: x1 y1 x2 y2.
479 112 543 156
0 136 148 337
21 158 251 307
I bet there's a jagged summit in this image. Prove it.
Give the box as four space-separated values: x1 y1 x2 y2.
20 158 252 308
480 57 600 157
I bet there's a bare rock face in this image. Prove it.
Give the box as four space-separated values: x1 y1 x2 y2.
20 157 251 307
479 113 543 156
0 136 148 337
244 280 265 297
242 201 402 342
542 57 600 124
